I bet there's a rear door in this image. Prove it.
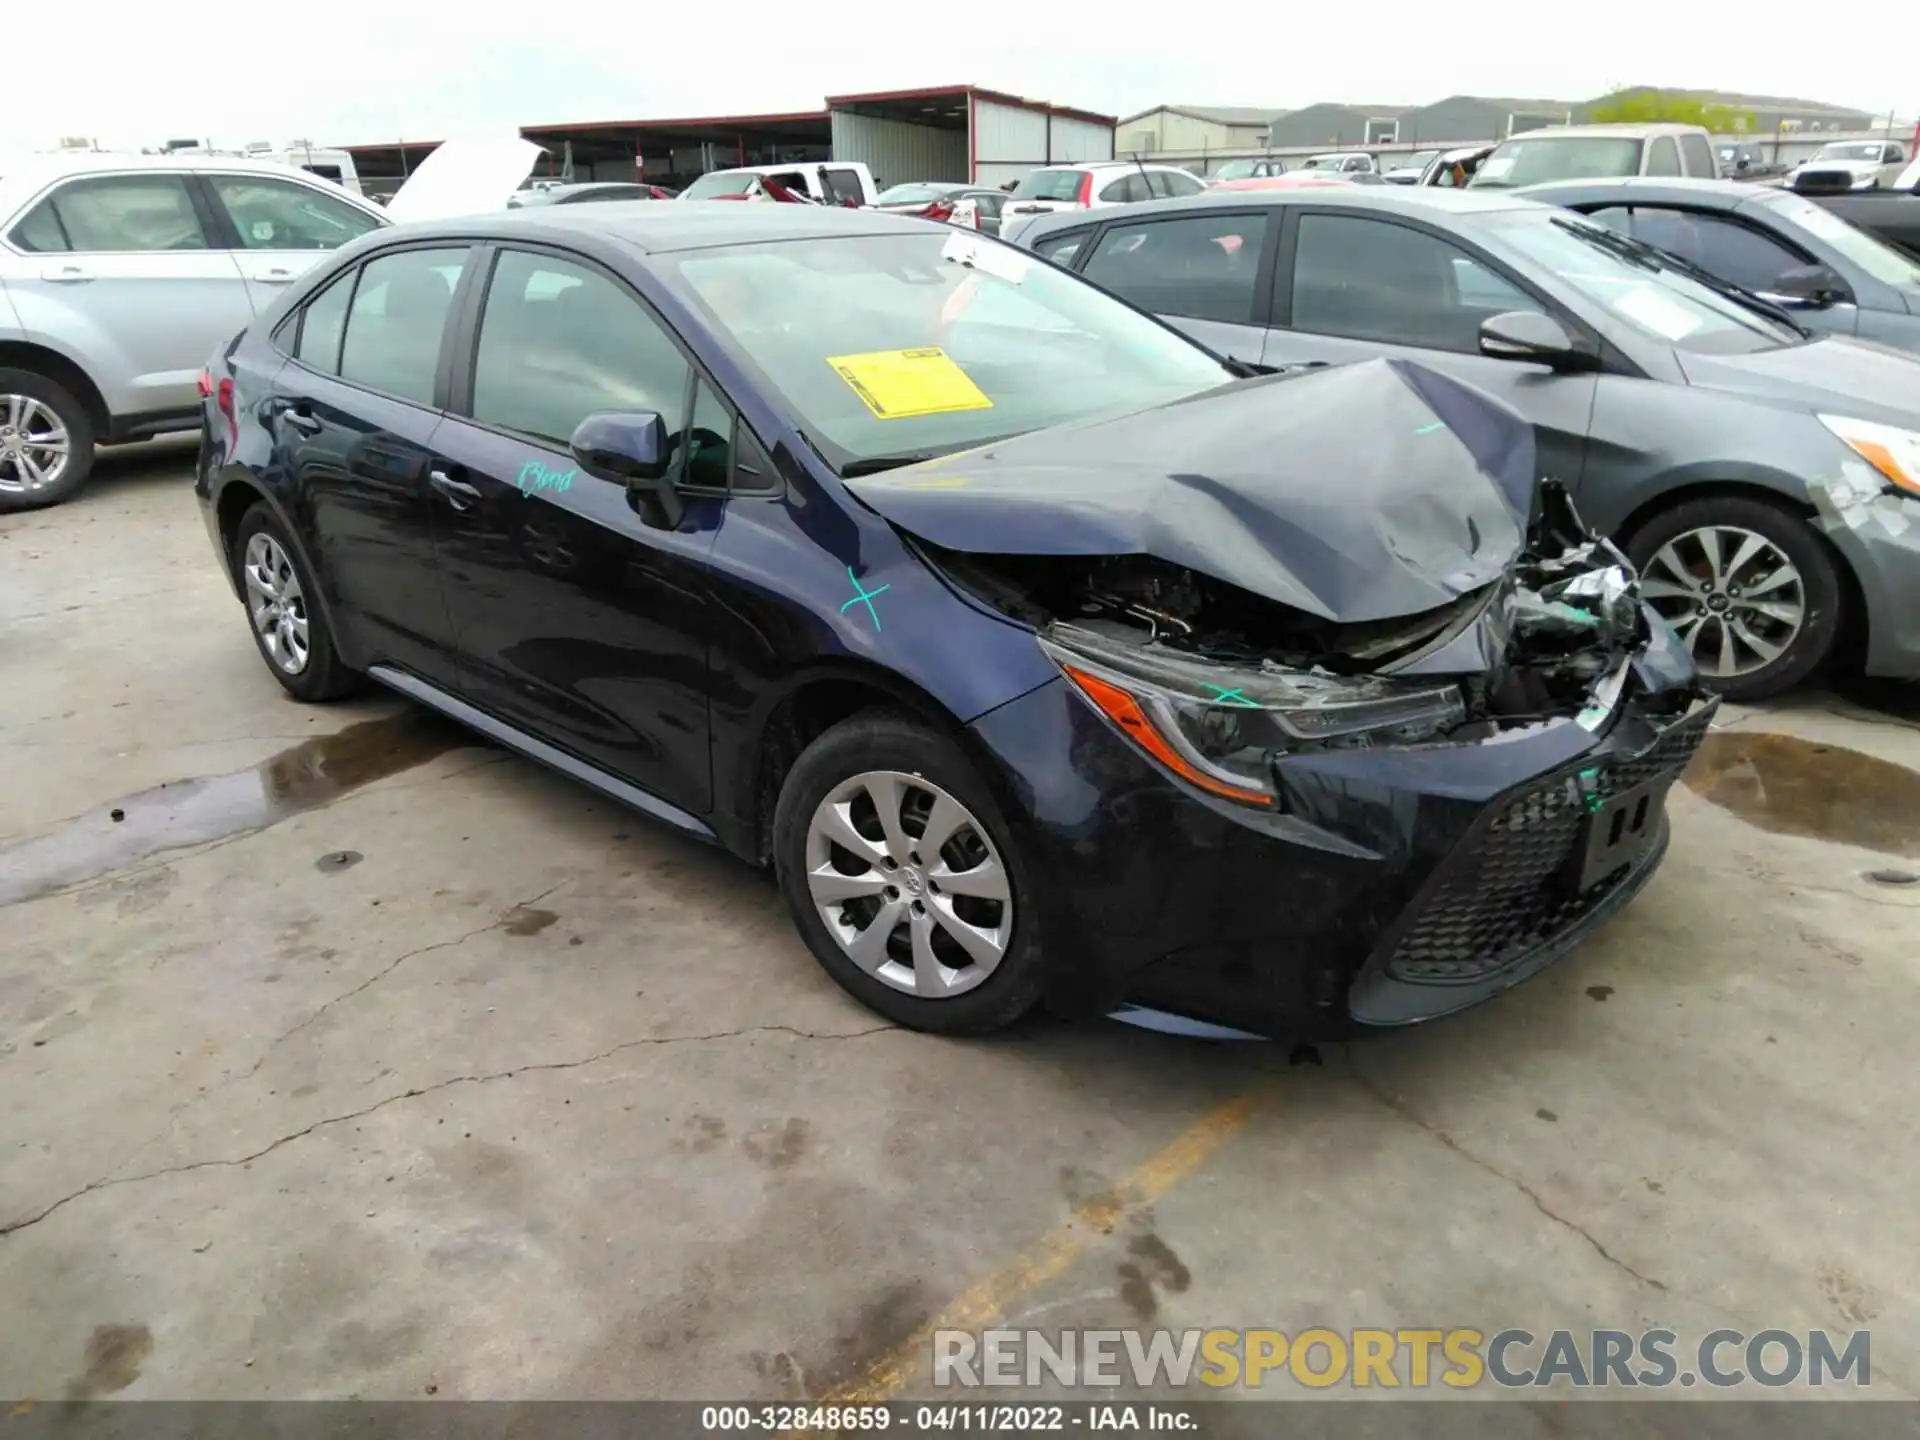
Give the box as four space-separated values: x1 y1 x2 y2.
3 171 250 422
198 171 386 313
271 242 472 683
1264 206 1598 488
1073 208 1277 365
424 243 722 813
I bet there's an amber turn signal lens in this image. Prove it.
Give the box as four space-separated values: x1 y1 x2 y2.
1061 664 1274 807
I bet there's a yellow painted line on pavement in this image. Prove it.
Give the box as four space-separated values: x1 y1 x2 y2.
826 1087 1268 1403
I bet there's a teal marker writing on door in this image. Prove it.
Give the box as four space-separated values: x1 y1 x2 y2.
517 459 575 495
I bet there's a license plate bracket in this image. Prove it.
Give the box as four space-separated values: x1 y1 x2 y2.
1573 774 1667 891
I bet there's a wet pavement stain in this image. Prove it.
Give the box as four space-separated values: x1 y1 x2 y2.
0 711 467 907
502 906 559 937
66 1324 153 1398
1682 732 1920 858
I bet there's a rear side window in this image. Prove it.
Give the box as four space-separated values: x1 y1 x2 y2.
10 174 209 253
1032 228 1091 266
1678 133 1716 177
207 175 381 250
823 168 866 205
470 248 691 447
1645 137 1683 176
1159 171 1206 197
1082 213 1268 324
295 271 355 373
338 247 467 405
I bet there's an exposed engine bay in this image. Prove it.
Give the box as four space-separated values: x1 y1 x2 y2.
922 481 1660 748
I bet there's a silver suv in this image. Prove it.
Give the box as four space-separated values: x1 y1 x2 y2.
0 152 387 510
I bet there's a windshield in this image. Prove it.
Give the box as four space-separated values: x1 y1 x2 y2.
682 171 757 200
656 232 1232 470
877 184 948 205
1403 151 1441 169
1758 190 1920 288
1471 136 1644 188
1813 143 1882 162
1213 160 1261 181
1010 169 1086 202
1301 156 1343 170
1474 212 1803 354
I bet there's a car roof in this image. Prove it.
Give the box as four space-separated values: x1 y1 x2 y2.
0 150 343 186
1495 123 1701 141
1517 176 1777 210
1016 182 1542 238
392 201 945 254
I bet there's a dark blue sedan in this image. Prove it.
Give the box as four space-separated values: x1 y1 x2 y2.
195 203 1712 1039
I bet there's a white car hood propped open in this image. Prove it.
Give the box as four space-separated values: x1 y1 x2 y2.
383 136 546 223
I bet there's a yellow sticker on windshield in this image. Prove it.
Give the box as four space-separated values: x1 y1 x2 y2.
826 347 993 420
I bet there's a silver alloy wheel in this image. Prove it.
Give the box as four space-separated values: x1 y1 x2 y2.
1638 524 1805 680
804 769 1013 999
0 393 71 494
242 533 312 675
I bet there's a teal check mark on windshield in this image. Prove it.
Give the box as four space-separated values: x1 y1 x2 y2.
841 567 891 633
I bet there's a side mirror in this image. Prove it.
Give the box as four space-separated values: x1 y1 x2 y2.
1758 264 1845 309
570 410 683 527
1478 311 1590 369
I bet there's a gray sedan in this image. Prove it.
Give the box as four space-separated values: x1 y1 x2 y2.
1517 177 1920 355
1014 185 1920 699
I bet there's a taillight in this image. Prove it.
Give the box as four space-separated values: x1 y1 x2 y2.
920 199 955 223
1075 170 1094 206
216 377 237 449
196 368 213 398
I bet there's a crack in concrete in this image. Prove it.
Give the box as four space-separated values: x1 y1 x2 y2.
1345 1054 1671 1295
0 1020 898 1240
187 880 570 1106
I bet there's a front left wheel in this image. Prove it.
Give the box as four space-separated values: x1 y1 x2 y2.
773 711 1043 1034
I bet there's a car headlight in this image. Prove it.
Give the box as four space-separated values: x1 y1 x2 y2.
1040 626 1466 808
1819 414 1920 496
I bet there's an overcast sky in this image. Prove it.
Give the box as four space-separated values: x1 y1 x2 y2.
6 0 1913 154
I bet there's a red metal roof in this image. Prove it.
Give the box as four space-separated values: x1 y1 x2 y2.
521 109 829 134
826 85 1116 128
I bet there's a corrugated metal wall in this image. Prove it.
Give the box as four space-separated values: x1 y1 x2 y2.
974 100 1049 168
830 111 967 187
1049 116 1115 162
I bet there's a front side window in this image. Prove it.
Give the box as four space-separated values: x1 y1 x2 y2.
295 271 355 373
1678 133 1716 177
471 249 691 447
207 174 381 250
824 169 866 205
683 378 734 490
659 231 1230 471
337 247 467 404
1645 137 1683 176
10 174 208 253
1032 229 1091 266
1475 212 1802 354
1082 212 1268 324
1757 191 1920 288
1288 214 1541 352
1472 136 1644 188
1595 207 1809 294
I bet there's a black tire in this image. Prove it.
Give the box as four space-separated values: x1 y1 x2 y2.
232 503 360 701
1625 495 1842 702
772 711 1043 1034
0 368 96 512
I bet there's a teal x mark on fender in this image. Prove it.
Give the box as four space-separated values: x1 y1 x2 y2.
840 566 891 633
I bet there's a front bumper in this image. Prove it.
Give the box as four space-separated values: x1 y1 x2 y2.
1816 495 1920 680
969 675 1715 1040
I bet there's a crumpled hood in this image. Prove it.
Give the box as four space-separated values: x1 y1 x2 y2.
845 358 1538 625
384 136 546 223
1678 336 1920 426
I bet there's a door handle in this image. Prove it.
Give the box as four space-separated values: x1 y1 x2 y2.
43 264 92 283
430 469 482 511
283 403 322 435
253 268 297 284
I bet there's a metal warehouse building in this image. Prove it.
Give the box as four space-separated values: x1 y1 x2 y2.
343 84 1114 197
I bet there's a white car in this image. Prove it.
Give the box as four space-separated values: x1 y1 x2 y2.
998 163 1207 242
0 138 540 509
1788 140 1911 193
1299 151 1378 176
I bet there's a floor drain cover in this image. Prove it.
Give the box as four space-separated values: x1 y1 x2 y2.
316 850 364 872
1866 868 1918 886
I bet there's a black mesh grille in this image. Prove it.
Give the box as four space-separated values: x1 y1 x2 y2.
1385 708 1712 985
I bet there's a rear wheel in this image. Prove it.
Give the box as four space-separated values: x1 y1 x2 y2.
233 504 360 701
773 712 1043 1034
0 369 94 512
1626 495 1841 701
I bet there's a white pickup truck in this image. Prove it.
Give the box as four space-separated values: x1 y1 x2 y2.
679 161 880 207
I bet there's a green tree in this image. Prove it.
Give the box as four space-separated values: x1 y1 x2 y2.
1587 89 1757 132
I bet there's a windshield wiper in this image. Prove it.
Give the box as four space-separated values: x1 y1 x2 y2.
840 452 945 477
1548 216 1810 336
